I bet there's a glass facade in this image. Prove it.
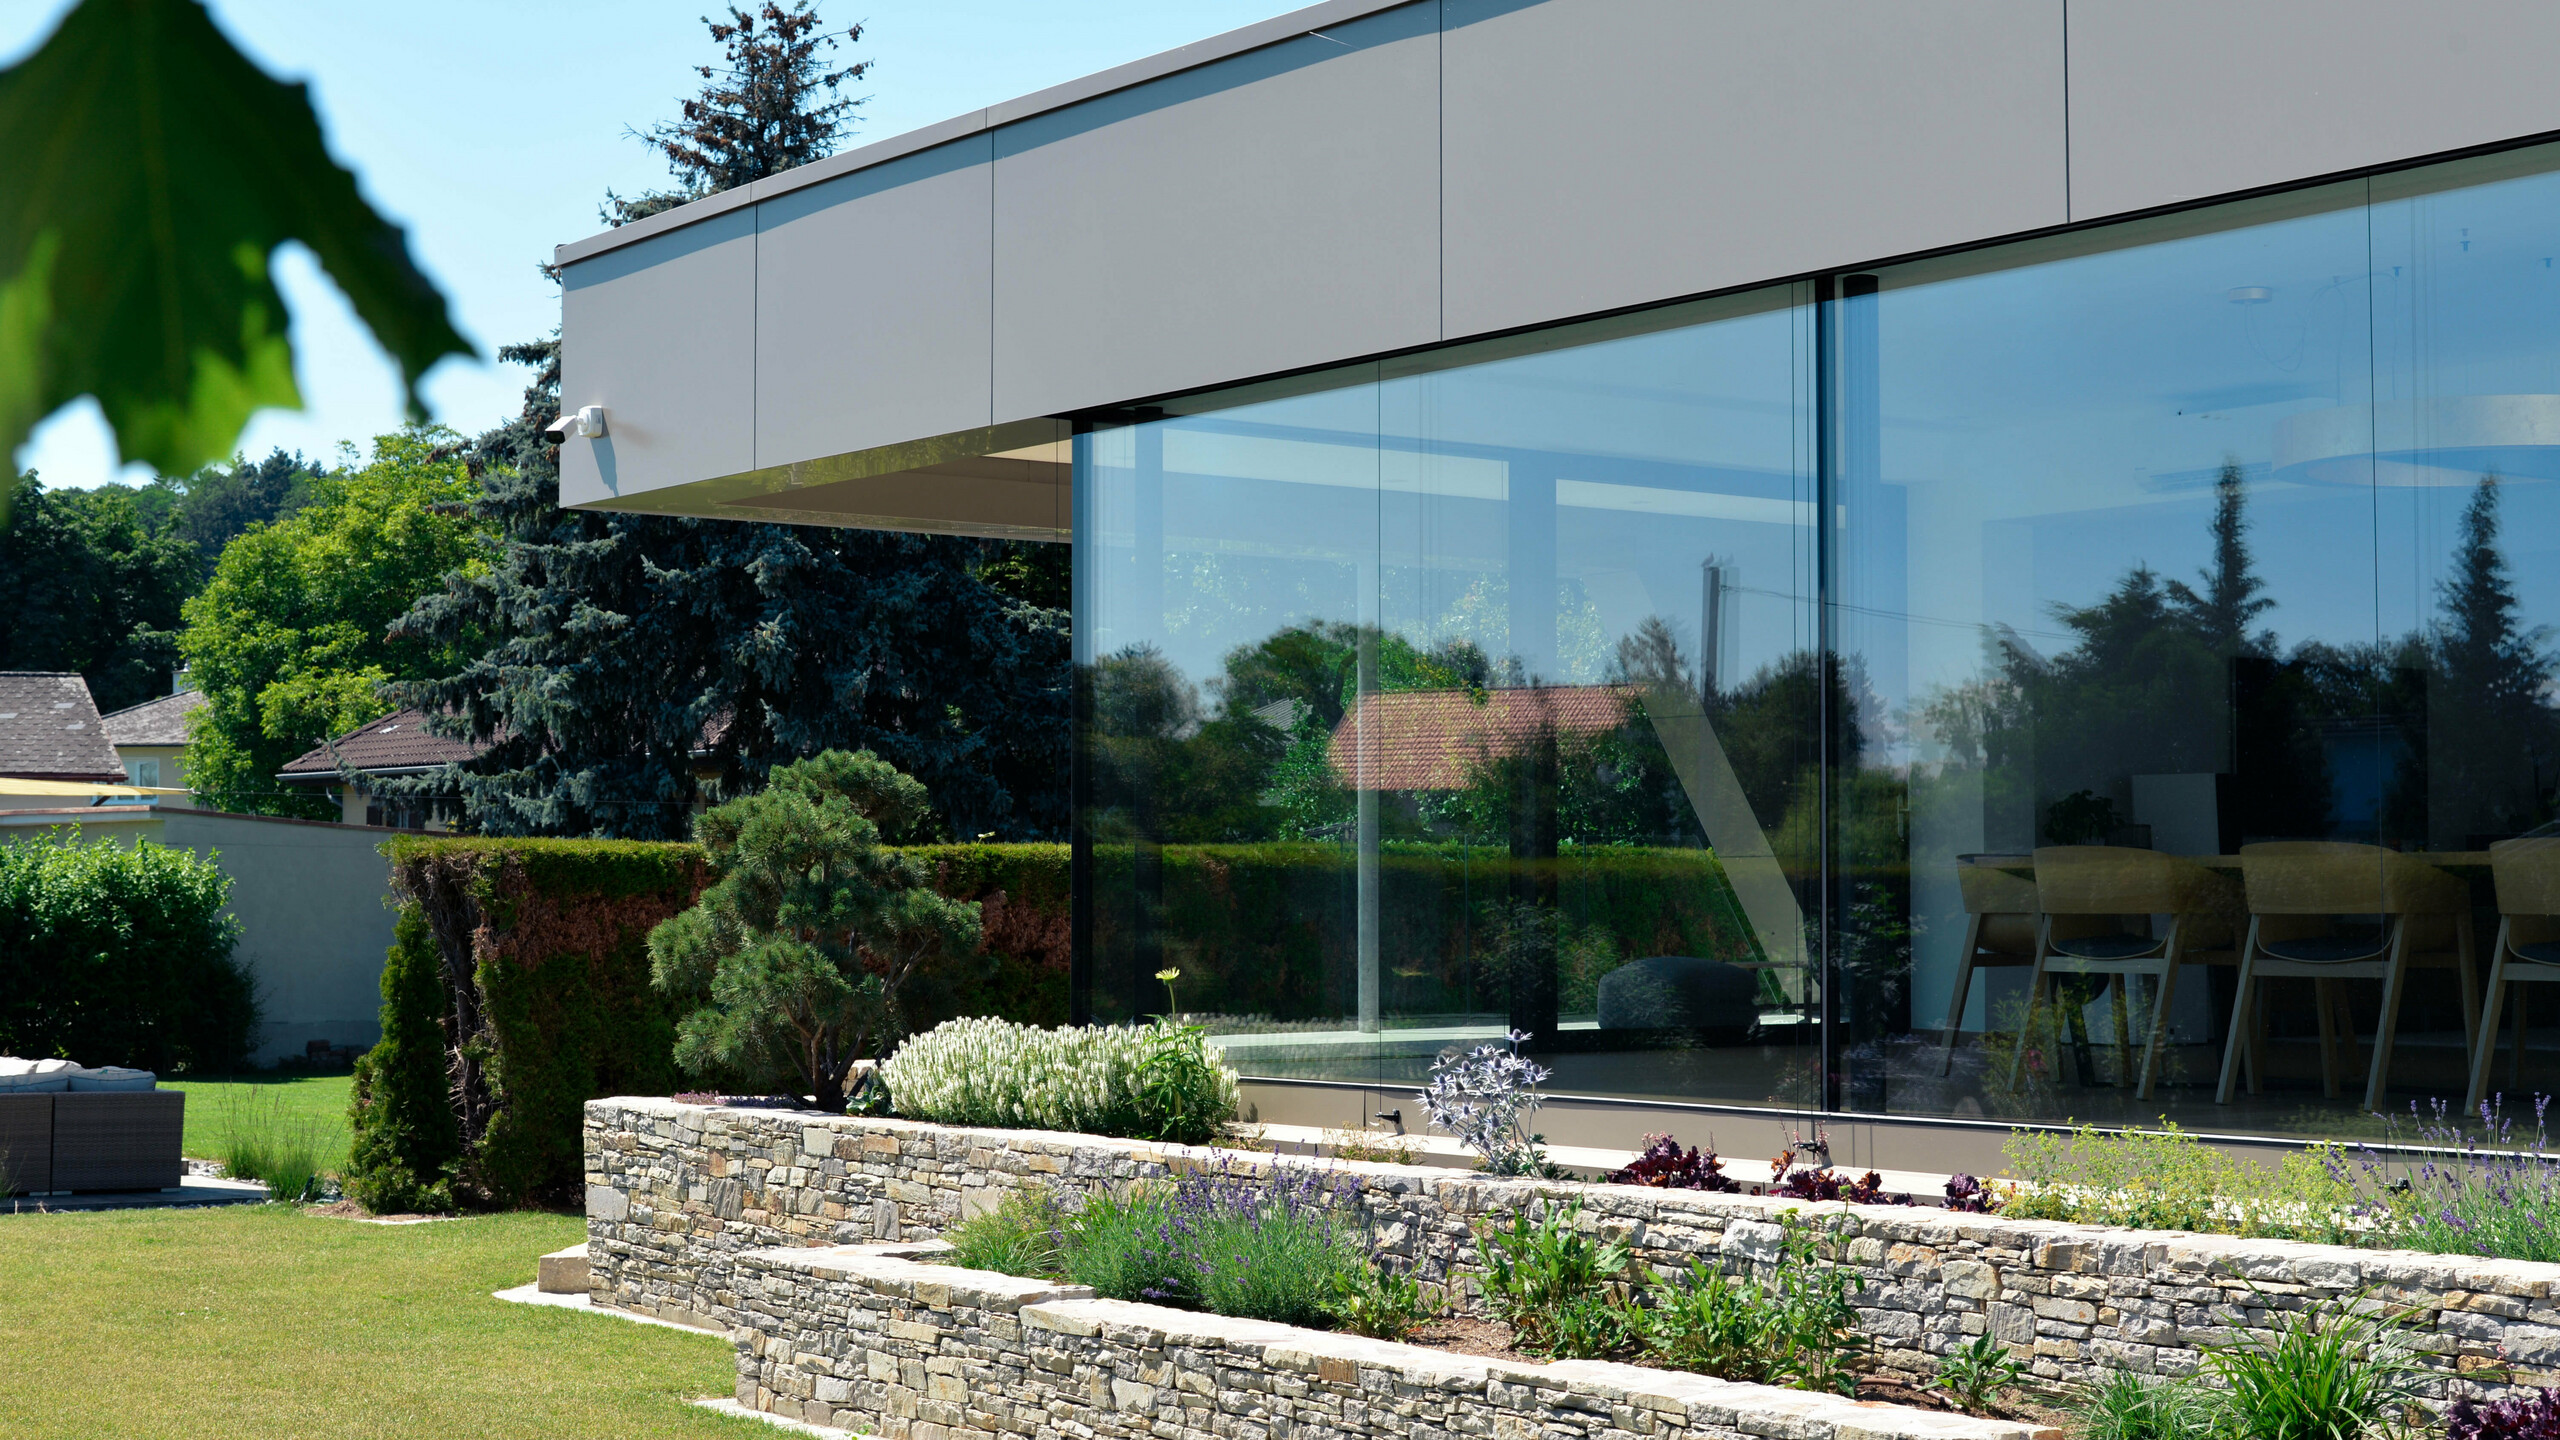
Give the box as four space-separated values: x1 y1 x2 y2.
1075 142 2560 1142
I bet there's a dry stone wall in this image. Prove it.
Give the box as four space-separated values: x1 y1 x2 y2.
724 1241 2055 1440
586 1096 2555 1403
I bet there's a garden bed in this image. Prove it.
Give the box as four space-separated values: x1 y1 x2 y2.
584 1096 2560 1407
724 1239 2062 1440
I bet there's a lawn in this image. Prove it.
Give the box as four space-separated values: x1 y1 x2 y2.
165 1072 355 1168
0 1205 774 1440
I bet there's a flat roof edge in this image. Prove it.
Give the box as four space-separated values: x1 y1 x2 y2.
553 0 1420 268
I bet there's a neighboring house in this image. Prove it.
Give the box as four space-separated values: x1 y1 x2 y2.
276 709 486 830
550 4 2560 1163
98 687 208 808
0 671 123 811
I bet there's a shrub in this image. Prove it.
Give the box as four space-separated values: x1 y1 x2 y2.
2075 1370 2217 1440
650 751 983 1112
884 1016 1238 1145
1421 1030 1552 1176
1942 1172 2002 1213
1472 1199 1632 1357
1623 1212 1864 1395
343 906 458 1214
2449 1387 2560 1440
2000 1121 2355 1242
942 1188 1066 1278
1607 1133 1736 1191
0 828 257 1072
1058 1162 1364 1329
2349 1097 2560 1263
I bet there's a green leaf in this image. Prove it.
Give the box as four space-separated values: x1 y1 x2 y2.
0 0 472 481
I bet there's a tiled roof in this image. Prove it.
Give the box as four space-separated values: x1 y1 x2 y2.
1328 684 1635 791
100 689 208 748
277 709 489 779
0 672 123 782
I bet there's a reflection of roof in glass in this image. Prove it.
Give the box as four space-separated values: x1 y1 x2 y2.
1328 685 1634 791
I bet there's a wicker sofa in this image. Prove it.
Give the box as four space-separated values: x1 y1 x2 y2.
0 1091 184 1194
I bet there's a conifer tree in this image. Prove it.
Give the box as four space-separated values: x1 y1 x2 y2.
388 6 1067 840
2166 460 2276 656
2426 474 2557 840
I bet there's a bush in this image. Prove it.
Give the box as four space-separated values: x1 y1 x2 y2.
883 1016 1239 1145
1621 1212 1865 1394
343 907 458 1213
1056 1162 1364 1329
1328 1261 1439 1341
1607 1133 1737 1191
1472 1199 1633 1358
345 836 1068 1211
2349 1098 2560 1263
2202 1292 2430 1440
0 828 257 1072
2000 1121 2355 1242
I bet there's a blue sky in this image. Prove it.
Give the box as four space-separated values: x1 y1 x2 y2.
1 0 1292 490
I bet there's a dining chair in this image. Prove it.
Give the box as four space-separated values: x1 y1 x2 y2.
1940 858 2039 1075
2467 838 2560 1112
2008 846 2241 1100
2217 842 2478 1112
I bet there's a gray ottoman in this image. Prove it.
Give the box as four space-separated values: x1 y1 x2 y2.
1596 955 1759 1040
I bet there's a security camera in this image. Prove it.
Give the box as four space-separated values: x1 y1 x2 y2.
543 405 608 441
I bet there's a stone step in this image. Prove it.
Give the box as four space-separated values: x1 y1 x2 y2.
537 1242 589 1295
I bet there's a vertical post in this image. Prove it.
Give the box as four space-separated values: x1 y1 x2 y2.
1699 560 1724 701
1357 555 1382 1034
1069 427 1095 1026
1505 461 1560 1044
1129 425 1166 1021
1814 275 1839 1114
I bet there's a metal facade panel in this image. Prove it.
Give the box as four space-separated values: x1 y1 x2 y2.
756 136 995 471
988 2 1441 423
1439 0 2068 338
2068 0 2560 221
557 207 757 508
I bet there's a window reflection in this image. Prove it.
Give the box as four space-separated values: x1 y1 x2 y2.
1077 141 2560 1145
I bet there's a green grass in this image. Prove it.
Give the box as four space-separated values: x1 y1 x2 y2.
0 1206 777 1440
166 1073 354 1169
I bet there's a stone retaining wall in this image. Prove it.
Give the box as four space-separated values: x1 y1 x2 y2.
586 1096 2554 1404
725 1241 2053 1440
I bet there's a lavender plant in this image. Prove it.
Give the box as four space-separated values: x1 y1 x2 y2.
1060 1158 1367 1329
1420 1029 1553 1176
2348 1095 2560 1263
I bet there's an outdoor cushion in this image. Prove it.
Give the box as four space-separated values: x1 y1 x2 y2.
0 1057 77 1076
0 1070 72 1093
67 1066 157 1092
2048 933 2162 961
2261 932 2388 965
1597 954 1758 1036
2516 941 2560 967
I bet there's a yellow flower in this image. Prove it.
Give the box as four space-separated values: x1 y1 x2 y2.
1154 968 1181 983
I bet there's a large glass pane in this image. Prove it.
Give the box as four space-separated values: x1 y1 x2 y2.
1846 184 2397 1135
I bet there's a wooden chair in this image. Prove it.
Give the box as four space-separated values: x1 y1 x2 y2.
2467 838 2560 1112
1940 858 2039 1075
2008 846 2240 1100
2218 842 2478 1112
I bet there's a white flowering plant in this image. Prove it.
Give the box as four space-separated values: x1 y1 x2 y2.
1419 1029 1555 1177
881 1015 1240 1145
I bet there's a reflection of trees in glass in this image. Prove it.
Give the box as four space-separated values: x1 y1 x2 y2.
1914 463 2560 852
1083 643 1284 843
1917 463 2330 845
2414 476 2558 843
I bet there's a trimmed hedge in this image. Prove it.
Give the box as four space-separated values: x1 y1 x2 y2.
1081 842 1762 1023
0 828 258 1072
346 837 1069 1209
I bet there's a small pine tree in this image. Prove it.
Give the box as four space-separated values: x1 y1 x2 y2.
607 2 867 225
2428 474 2558 840
647 750 983 1110
2166 460 2276 656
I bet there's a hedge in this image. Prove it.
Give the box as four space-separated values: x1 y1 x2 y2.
0 828 258 1072
346 837 1070 1209
1079 841 1762 1024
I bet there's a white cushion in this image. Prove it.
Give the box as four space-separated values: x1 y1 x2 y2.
66 1066 157 1092
0 1057 78 1077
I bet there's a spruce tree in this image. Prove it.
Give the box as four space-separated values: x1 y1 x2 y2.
387 7 1067 840
2427 474 2557 840
2166 460 2276 656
